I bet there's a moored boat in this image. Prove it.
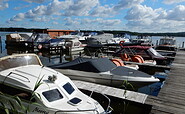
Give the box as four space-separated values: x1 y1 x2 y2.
0 54 111 114
49 56 160 90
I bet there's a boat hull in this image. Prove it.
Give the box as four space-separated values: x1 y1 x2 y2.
54 69 159 90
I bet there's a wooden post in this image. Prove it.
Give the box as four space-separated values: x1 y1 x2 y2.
182 42 184 48
0 36 2 53
156 40 158 46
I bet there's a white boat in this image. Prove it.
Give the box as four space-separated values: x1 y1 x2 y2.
50 57 160 90
57 35 85 53
86 33 114 47
155 36 177 51
0 54 111 114
131 35 152 46
6 33 33 47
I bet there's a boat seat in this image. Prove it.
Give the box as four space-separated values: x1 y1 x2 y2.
111 58 125 66
120 53 130 61
131 55 145 63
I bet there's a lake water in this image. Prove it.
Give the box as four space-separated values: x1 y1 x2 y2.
0 32 184 96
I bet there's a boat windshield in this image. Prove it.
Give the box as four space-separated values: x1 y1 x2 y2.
159 39 176 45
148 48 163 57
0 55 41 71
42 89 63 102
35 34 51 42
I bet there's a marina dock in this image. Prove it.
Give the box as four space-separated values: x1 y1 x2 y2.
145 50 185 113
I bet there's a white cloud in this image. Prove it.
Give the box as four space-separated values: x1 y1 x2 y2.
9 13 25 21
8 0 72 22
0 0 8 10
8 0 144 23
124 4 185 32
31 16 49 22
63 0 99 16
159 5 185 21
90 0 144 17
125 5 161 21
114 0 144 10
90 5 116 17
163 0 185 4
64 17 80 26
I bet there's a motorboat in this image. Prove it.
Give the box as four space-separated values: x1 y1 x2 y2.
49 57 160 90
57 35 85 53
31 33 65 51
6 33 65 51
0 54 111 114
155 36 177 56
114 43 170 65
5 33 33 48
131 35 152 46
86 33 114 47
155 36 177 51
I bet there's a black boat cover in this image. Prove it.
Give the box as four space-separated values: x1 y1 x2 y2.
49 57 117 73
49 57 151 78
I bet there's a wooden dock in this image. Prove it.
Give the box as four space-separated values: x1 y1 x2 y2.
145 50 185 113
73 80 148 104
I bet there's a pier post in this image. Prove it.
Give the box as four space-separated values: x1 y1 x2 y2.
0 36 2 53
182 42 184 48
156 40 158 46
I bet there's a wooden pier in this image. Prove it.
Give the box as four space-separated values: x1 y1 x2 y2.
145 50 185 113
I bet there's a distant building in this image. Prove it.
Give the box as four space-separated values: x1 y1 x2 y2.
46 29 75 39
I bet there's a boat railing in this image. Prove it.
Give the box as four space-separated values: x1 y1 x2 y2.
90 91 113 114
3 72 30 82
55 108 99 113
54 91 112 114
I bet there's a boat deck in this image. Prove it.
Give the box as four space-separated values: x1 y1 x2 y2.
145 50 185 113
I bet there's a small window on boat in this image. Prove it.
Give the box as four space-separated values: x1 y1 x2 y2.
63 82 75 95
68 97 82 105
42 89 63 102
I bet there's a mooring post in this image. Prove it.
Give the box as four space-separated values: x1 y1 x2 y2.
182 42 184 48
156 40 158 46
0 36 2 53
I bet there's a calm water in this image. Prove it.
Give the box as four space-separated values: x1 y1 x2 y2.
0 32 183 96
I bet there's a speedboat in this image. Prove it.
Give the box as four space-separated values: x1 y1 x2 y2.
131 35 152 46
6 33 33 48
114 44 170 65
155 36 177 51
57 35 85 53
155 36 177 56
49 57 160 90
0 54 110 114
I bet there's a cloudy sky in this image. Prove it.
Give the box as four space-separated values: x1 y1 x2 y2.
1 0 185 32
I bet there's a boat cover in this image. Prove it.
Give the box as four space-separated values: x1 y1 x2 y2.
50 57 116 73
49 57 151 78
